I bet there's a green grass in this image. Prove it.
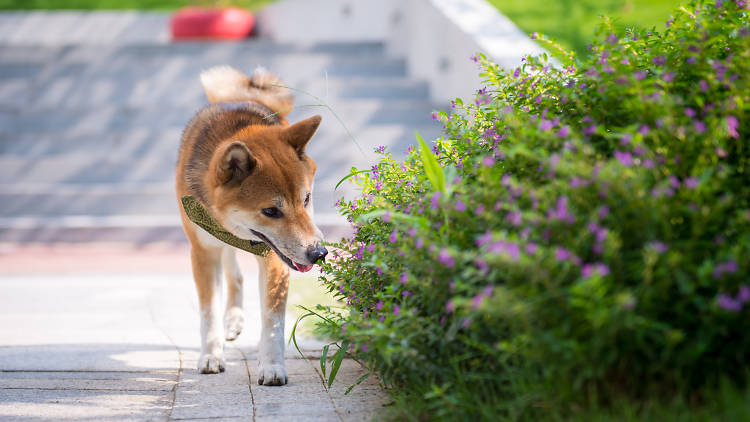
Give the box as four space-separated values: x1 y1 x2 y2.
0 0 269 11
488 0 680 57
287 273 342 338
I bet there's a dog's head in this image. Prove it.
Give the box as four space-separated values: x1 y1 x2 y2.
207 115 327 272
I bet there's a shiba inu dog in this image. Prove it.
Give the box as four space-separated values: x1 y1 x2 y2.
175 66 328 385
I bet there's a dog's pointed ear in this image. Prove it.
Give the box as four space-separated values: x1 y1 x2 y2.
216 141 255 185
283 115 321 156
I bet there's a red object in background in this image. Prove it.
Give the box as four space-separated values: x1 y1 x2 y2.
170 7 255 40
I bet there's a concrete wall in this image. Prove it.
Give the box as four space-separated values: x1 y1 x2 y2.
256 0 547 104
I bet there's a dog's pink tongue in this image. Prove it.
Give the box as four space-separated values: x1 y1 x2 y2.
294 263 314 272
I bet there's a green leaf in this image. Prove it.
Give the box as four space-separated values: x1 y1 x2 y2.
357 209 430 230
334 169 370 190
416 131 446 195
288 311 315 357
345 371 372 395
320 344 330 379
327 341 349 387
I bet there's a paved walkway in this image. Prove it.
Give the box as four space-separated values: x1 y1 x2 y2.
0 247 388 421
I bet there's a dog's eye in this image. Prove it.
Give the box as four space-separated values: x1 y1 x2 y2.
304 193 310 207
261 207 283 219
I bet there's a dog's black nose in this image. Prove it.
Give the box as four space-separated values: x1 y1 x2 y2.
307 245 328 264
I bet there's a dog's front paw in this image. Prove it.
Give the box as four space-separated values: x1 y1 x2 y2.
224 307 244 341
198 353 226 374
257 362 287 386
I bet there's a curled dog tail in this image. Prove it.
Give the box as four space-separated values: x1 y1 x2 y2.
199 66 294 117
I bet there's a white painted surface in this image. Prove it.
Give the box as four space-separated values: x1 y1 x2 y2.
257 0 548 103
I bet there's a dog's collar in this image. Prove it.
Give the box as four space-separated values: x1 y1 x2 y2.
180 195 270 257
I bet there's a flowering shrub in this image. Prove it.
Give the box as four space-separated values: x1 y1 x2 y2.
315 1 749 418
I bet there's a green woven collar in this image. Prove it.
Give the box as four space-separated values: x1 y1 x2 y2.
181 195 270 257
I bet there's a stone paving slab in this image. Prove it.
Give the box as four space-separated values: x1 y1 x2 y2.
0 388 173 421
0 372 177 392
0 259 388 421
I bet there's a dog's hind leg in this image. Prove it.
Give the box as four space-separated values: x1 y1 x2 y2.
255 251 290 386
190 243 226 374
223 247 244 341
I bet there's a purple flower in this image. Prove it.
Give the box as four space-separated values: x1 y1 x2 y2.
415 238 424 248
482 156 495 167
513 68 521 78
488 241 520 261
402 291 412 297
476 231 492 247
738 285 750 303
539 119 554 131
598 205 610 219
474 258 489 273
472 285 494 309
455 200 466 212
445 300 455 313
525 242 538 255
727 116 739 138
653 55 666 66
584 125 597 135
555 247 571 261
430 191 442 210
475 205 485 216
606 33 618 44
649 241 669 254
621 133 632 145
376 300 383 310
639 125 650 136
634 71 647 80
438 249 455 268
685 177 699 189
506 211 522 226
556 126 570 138
713 260 739 279
614 150 633 167
548 196 575 224
582 263 609 278
393 305 400 316
400 272 408 283
700 80 709 91
530 32 538 39
663 72 674 82
461 318 472 328
717 294 742 312
694 120 706 133
470 54 479 63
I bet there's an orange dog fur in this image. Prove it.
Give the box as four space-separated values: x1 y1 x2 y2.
175 66 327 384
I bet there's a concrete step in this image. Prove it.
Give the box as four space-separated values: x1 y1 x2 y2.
0 99 439 135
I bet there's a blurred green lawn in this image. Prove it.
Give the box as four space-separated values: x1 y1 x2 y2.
288 273 342 338
488 0 680 56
